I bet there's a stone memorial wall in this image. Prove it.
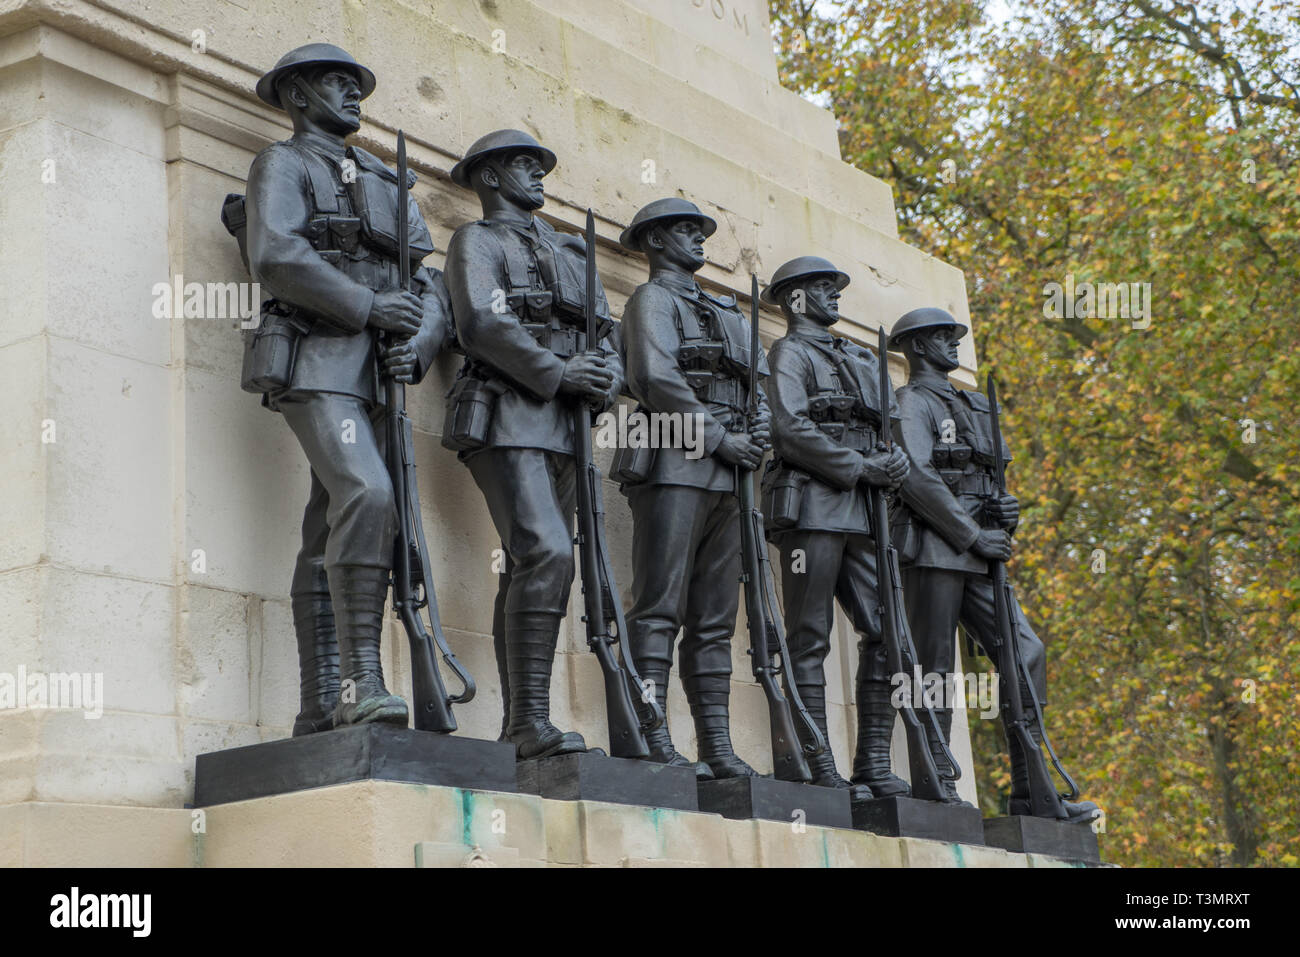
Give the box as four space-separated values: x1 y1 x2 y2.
0 0 983 864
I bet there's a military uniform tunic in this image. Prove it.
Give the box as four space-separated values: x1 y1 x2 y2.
618 270 769 683
443 213 623 619
244 130 449 588
762 328 899 689
894 370 1046 700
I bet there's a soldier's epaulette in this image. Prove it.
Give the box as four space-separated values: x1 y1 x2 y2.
962 389 991 412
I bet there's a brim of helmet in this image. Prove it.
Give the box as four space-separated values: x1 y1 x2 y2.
255 62 377 109
760 270 851 305
618 213 719 252
449 146 559 188
887 321 970 350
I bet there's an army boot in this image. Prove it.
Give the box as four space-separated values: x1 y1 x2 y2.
849 679 911 798
289 564 340 738
800 684 872 800
1007 722 1100 823
637 662 713 779
685 674 758 778
290 576 339 736
329 564 409 727
504 613 587 760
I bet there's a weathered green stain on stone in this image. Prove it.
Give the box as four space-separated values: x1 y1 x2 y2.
459 789 474 849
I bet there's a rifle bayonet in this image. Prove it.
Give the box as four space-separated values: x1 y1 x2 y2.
573 209 659 757
870 325 959 796
737 274 821 781
387 130 475 732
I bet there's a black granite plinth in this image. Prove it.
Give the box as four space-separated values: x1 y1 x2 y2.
851 795 985 845
697 776 852 829
194 724 517 806
983 815 1101 862
516 752 698 811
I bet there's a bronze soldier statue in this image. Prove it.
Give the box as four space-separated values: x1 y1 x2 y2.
760 257 914 802
614 198 769 780
442 130 622 760
233 44 451 734
889 308 1098 821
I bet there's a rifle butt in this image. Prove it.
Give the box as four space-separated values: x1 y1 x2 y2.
591 638 649 759
1011 722 1068 818
402 606 456 733
902 720 947 802
761 675 811 782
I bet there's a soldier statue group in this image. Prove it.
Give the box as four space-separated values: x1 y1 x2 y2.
227 44 1099 826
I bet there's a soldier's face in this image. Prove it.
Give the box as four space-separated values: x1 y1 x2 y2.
301 69 362 133
650 219 707 271
790 277 841 326
487 151 547 210
914 326 962 370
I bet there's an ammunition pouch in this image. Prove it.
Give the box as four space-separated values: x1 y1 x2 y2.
548 274 585 325
679 337 752 386
306 214 362 256
683 372 745 414
523 323 583 360
761 463 811 531
816 421 878 453
809 393 861 423
680 340 725 372
508 290 555 325
716 351 751 380
932 442 973 470
610 436 657 487
544 275 613 340
241 301 310 394
937 466 998 503
345 164 435 264
441 373 505 453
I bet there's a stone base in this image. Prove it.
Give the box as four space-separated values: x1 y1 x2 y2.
193 725 516 806
0 803 198 867
1 783 1093 867
697 776 852 829
983 815 1101 863
851 796 985 846
517 752 698 812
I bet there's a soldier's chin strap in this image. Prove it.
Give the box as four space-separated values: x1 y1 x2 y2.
292 74 360 133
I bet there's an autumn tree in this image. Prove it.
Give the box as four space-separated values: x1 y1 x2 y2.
769 0 1300 866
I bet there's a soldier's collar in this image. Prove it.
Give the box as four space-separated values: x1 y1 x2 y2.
648 270 737 309
788 325 836 346
291 130 348 161
484 212 547 238
910 367 959 394
649 268 700 297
